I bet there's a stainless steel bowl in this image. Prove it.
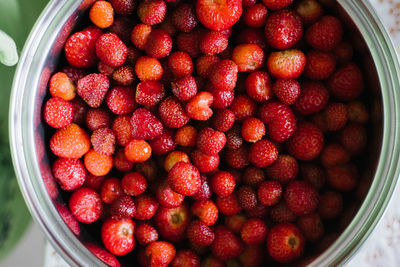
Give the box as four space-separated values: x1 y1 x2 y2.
9 0 400 266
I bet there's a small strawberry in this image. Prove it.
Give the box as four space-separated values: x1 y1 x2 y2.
196 55 220 78
112 65 135 86
55 203 81 236
138 0 167 26
230 94 257 122
320 143 350 168
267 223 305 263
134 194 159 220
347 101 369 124
323 102 348 131
318 191 343 219
334 41 354 63
187 219 215 247
272 79 300 105
196 0 242 31
145 241 176 267
171 250 200 267
295 0 323 26
164 151 190 172
168 162 201 196
69 187 102 223
191 149 220 173
237 186 258 210
101 218 135 256
172 4 198 33
249 139 278 168
242 166 265 186
84 173 105 191
245 71 273 103
86 108 112 131
89 1 114 29
167 51 194 78
262 0 293 10
216 193 242 216
212 109 235 132
209 59 238 91
50 123 90 159
125 139 152 163
284 181 318 216
257 180 282 206
199 31 228 56
287 122 324 161
197 127 226 156
211 171 236 197
110 195 136 219
304 51 336 80
266 154 299 183
243 3 268 28
210 87 234 109
305 16 343 51
111 115 133 146
294 81 329 115
270 201 296 223
241 218 268 245
267 49 306 79
96 33 127 67
85 243 121 267
172 76 197 101
135 223 159 246
121 172 147 196
110 0 135 15
156 181 184 208
145 29 173 58
328 63 364 101
186 91 214 121
225 146 250 169
232 44 265 72
326 164 358 192
300 163 325 190
61 67 88 83
49 72 76 101
193 175 212 201
340 123 367 155
130 23 152 50
211 226 244 260
136 81 165 107
191 199 219 226
159 97 190 128
264 10 303 50
77 73 110 108
241 117 265 143
84 148 113 176
114 149 134 172
44 97 73 129
91 127 116 156
100 178 124 204
297 213 324 242
236 28 267 49
131 108 163 140
176 29 205 58
150 129 177 155
155 204 190 242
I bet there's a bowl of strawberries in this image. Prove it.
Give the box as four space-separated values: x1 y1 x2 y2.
9 0 400 266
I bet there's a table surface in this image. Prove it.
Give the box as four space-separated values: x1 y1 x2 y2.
2 0 400 266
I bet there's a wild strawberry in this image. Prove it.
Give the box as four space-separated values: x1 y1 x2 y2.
176 30 204 58
226 125 244 150
287 122 324 161
85 243 121 267
111 116 132 146
306 16 343 51
294 81 329 115
135 223 159 246
196 127 226 156
77 73 110 108
44 97 73 129
236 28 267 49
323 102 348 131
172 3 198 33
199 31 228 56
187 220 215 247
304 51 336 80
101 218 135 256
265 154 299 183
61 67 88 83
89 1 114 29
171 250 200 267
321 144 350 168
125 139 152 163
84 148 113 176
210 87 234 109
49 72 76 101
300 163 325 190
196 0 242 31
145 29 173 58
243 3 268 28
175 125 197 147
241 117 265 143
212 109 235 132
270 201 296 223
209 59 238 91
137 0 167 25
242 166 265 186
85 108 110 131
347 101 369 124
64 27 103 68
150 129 177 155
145 241 176 267
110 0 135 15
284 181 318 216
245 71 273 103
96 33 127 67
91 127 116 156
267 223 305 263
334 41 354 63
112 65 135 86
295 0 323 26
121 172 147 196
328 63 364 101
211 171 236 197
110 195 136 219
84 173 106 191
69 187 102 223
134 194 159 220
297 213 324 242
340 123 367 155
159 97 190 128
249 139 278 168
131 24 152 50
167 162 201 196
156 181 184 208
191 149 220 173
50 123 90 159
136 81 165 107
192 175 212 201
168 51 194 78
226 146 250 169
114 148 134 172
232 44 264 72
98 61 116 76
163 151 189 172
230 94 256 122
262 0 293 10
155 204 190 242
172 76 197 101
211 226 243 260
196 56 219 78
186 91 214 121
267 49 306 79
135 56 164 81
318 191 343 219
237 186 257 210
257 180 282 206
326 164 358 192
131 108 163 140
52 158 86 191
265 10 303 50
101 178 124 204
241 218 268 245
216 193 242 216
135 158 159 182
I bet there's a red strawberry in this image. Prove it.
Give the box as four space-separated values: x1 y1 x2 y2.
191 149 220 173
111 115 133 146
186 91 214 121
196 0 242 31
257 180 283 208
101 178 124 204
321 143 350 168
134 194 159 220
295 0 323 26
55 203 81 236
241 117 265 143
241 218 268 245
264 10 303 50
323 102 348 131
64 26 103 68
86 108 112 131
334 41 354 63
226 125 244 150
121 172 147 196
155 204 190 242
211 226 244 260
110 195 136 219
91 127 116 156
187 220 215 247
172 4 198 33
69 187 102 223
236 28 267 49
305 16 343 51
232 44 265 72
145 29 173 58
137 0 167 26
150 129 177 155
101 218 135 256
171 250 200 267
209 59 238 91
145 241 176 267
61 67 88 83
114 149 134 172
168 162 201 196
304 51 336 80
242 166 265 186
96 33 128 67
70 97 89 125
44 97 73 129
156 181 184 208
284 181 318 216
176 29 205 58
272 79 300 105
211 171 236 197
197 127 226 156
294 81 329 115
230 94 257 122
193 175 212 201
210 86 235 109
262 0 293 10
196 55 219 77
326 164 358 192
245 71 273 103
131 108 163 140
243 3 268 28
249 139 278 168
200 31 228 56
77 73 110 108
340 123 367 155
225 146 250 169
112 65 135 86
110 0 135 15
171 76 197 101
130 23 152 50
191 199 219 226
212 109 235 132
328 63 364 101
267 223 305 263
347 101 369 124
297 213 324 242
237 186 258 210
318 191 343 219
265 154 299 183
270 201 296 223
136 81 165 107
267 49 306 79
135 223 159 246
287 122 324 161
300 163 325 190
216 193 242 216
159 97 190 128
85 243 121 267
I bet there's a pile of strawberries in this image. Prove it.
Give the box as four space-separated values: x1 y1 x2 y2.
43 0 370 266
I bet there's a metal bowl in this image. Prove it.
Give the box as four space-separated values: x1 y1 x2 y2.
9 0 400 266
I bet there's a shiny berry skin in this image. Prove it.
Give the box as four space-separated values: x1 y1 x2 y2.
243 3 268 28
96 33 127 67
295 0 323 26
90 127 116 156
101 218 135 256
175 125 197 147
50 123 90 159
191 149 220 173
172 4 198 33
124 139 152 163
245 71 273 103
304 51 336 80
306 16 343 51
69 187 102 223
155 204 190 242
287 122 324 161
85 243 121 267
196 55 220 77
100 178 124 204
86 108 112 131
262 0 293 10
193 175 212 201
284 181 318 216
171 250 200 267
230 94 256 122
272 79 301 105
49 72 76 101
267 49 306 79
145 241 176 267
111 115 133 146
106 86 136 115
257 181 282 206
249 139 278 168
110 195 136 219
211 171 236 197
52 158 86 191
44 97 73 129
121 172 147 196
196 0 242 31
191 199 219 226
168 162 201 196
328 62 364 101
137 0 167 25
135 56 164 81
209 59 238 91
159 97 190 128
225 146 249 169
150 129 177 155
266 154 299 183
156 181 184 208
241 218 268 245
130 108 163 140
211 226 244 260
135 223 159 246
172 76 197 101
145 29 173 58
197 127 226 156
134 194 159 220
136 81 165 107
216 193 242 216
232 44 264 72
187 220 215 247
294 81 329 115
241 117 265 143
89 1 114 29
77 73 110 108
186 91 214 121
237 186 257 210
212 109 235 132
199 31 228 56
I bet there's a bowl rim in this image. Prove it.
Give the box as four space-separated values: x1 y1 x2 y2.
8 0 400 266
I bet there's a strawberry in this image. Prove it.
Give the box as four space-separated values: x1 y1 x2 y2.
85 243 121 267
334 41 354 63
305 16 343 51
230 94 257 122
135 223 159 246
239 244 263 267
110 0 135 15
210 87 234 109
86 108 112 131
249 139 278 168
295 0 323 26
77 73 110 108
49 72 76 101
176 29 205 58
101 178 124 204
84 148 113 176
262 0 293 10
159 97 190 128
294 81 329 115
212 109 235 132
193 175 212 201
101 218 135 256
211 171 236 197
164 151 190 172
257 180 282 207
266 154 298 183
61 67 88 83
347 101 369 124
145 29 173 58
232 44 264 72
287 122 324 161
236 28 267 49
243 3 268 28
69 187 102 223
321 143 350 168
209 59 238 91
168 51 194 78
114 149 134 172
318 191 343 219
125 139 152 163
130 23 152 50
131 108 163 140
201 256 225 267
241 117 265 143
270 201 296 223
267 223 305 263
196 55 219 78
44 97 73 129
211 226 244 260
96 33 128 67
171 250 200 267
167 162 201 196
245 71 273 103
156 181 184 208
242 166 265 186
187 220 215 247
138 0 167 25
121 172 147 196
328 62 364 101
55 203 81 236
155 204 190 242
89 1 114 29
191 199 219 226
150 129 177 155
300 163 325 190
145 241 176 267
340 123 367 155
186 91 214 121
112 115 133 146
64 26 103 68
191 149 220 173
297 213 324 242
196 0 242 31
237 186 258 210
110 195 136 219
264 10 303 50
284 181 318 216
267 49 306 79
172 76 197 101
326 164 358 192
226 125 244 150
304 51 336 80
225 146 250 169
323 102 348 131
136 81 165 107
172 4 198 33
134 194 159 220
197 127 226 156
90 127 116 156
50 123 90 159
112 65 135 86
216 193 242 216
241 218 268 245
199 31 228 56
